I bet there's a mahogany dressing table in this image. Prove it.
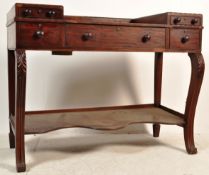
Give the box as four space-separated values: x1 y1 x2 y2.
7 3 205 172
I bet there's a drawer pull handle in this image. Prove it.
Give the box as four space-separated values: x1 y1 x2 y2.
23 9 32 17
181 35 190 44
34 30 45 38
191 18 198 25
82 33 93 41
142 34 151 43
173 17 181 24
47 10 56 17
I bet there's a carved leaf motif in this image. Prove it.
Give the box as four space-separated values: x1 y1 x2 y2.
197 54 205 76
188 53 205 77
16 50 26 76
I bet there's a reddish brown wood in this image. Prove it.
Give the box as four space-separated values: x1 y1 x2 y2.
170 29 200 50
8 50 16 148
131 13 169 24
153 124 161 137
11 17 204 30
17 22 65 49
131 12 202 26
8 3 63 21
8 50 16 117
64 15 131 24
52 51 72 55
170 16 201 26
66 24 166 51
154 52 163 106
7 5 203 52
14 50 27 172
153 52 163 137
10 21 202 52
184 53 205 154
6 3 205 172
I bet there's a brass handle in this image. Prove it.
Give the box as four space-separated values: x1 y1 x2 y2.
34 30 44 38
142 34 151 43
82 33 93 41
23 9 32 17
181 35 190 44
46 10 56 17
191 18 198 25
173 17 181 24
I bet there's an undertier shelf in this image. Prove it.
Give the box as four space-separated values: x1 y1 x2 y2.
23 105 185 134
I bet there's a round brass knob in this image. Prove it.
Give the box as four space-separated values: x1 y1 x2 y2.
142 34 151 43
181 35 190 44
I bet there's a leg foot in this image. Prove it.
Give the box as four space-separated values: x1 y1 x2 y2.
184 126 197 154
187 147 197 154
16 162 26 172
153 124 160 137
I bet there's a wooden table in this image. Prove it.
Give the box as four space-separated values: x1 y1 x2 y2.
7 3 205 172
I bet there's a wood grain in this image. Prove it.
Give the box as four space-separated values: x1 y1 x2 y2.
6 3 205 172
131 12 202 26
17 22 65 49
24 107 185 134
153 52 163 137
8 50 16 149
170 29 200 50
14 50 27 172
184 53 205 154
66 24 166 51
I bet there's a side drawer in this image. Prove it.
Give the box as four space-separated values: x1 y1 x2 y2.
170 15 201 26
66 24 166 51
18 6 63 19
17 23 65 49
170 29 201 51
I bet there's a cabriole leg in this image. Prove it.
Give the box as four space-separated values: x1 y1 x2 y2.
184 53 205 154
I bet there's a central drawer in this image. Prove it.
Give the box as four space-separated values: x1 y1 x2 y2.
66 24 166 51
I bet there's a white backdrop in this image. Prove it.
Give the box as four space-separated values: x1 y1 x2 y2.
0 0 209 134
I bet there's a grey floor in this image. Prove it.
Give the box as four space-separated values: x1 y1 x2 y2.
0 128 209 175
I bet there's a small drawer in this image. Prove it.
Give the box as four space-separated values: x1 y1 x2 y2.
18 6 63 19
170 29 200 50
171 16 201 26
17 23 65 49
66 24 166 51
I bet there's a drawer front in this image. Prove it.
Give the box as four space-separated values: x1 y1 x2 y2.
170 29 200 50
66 24 166 51
171 15 201 26
16 4 63 19
17 23 65 49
